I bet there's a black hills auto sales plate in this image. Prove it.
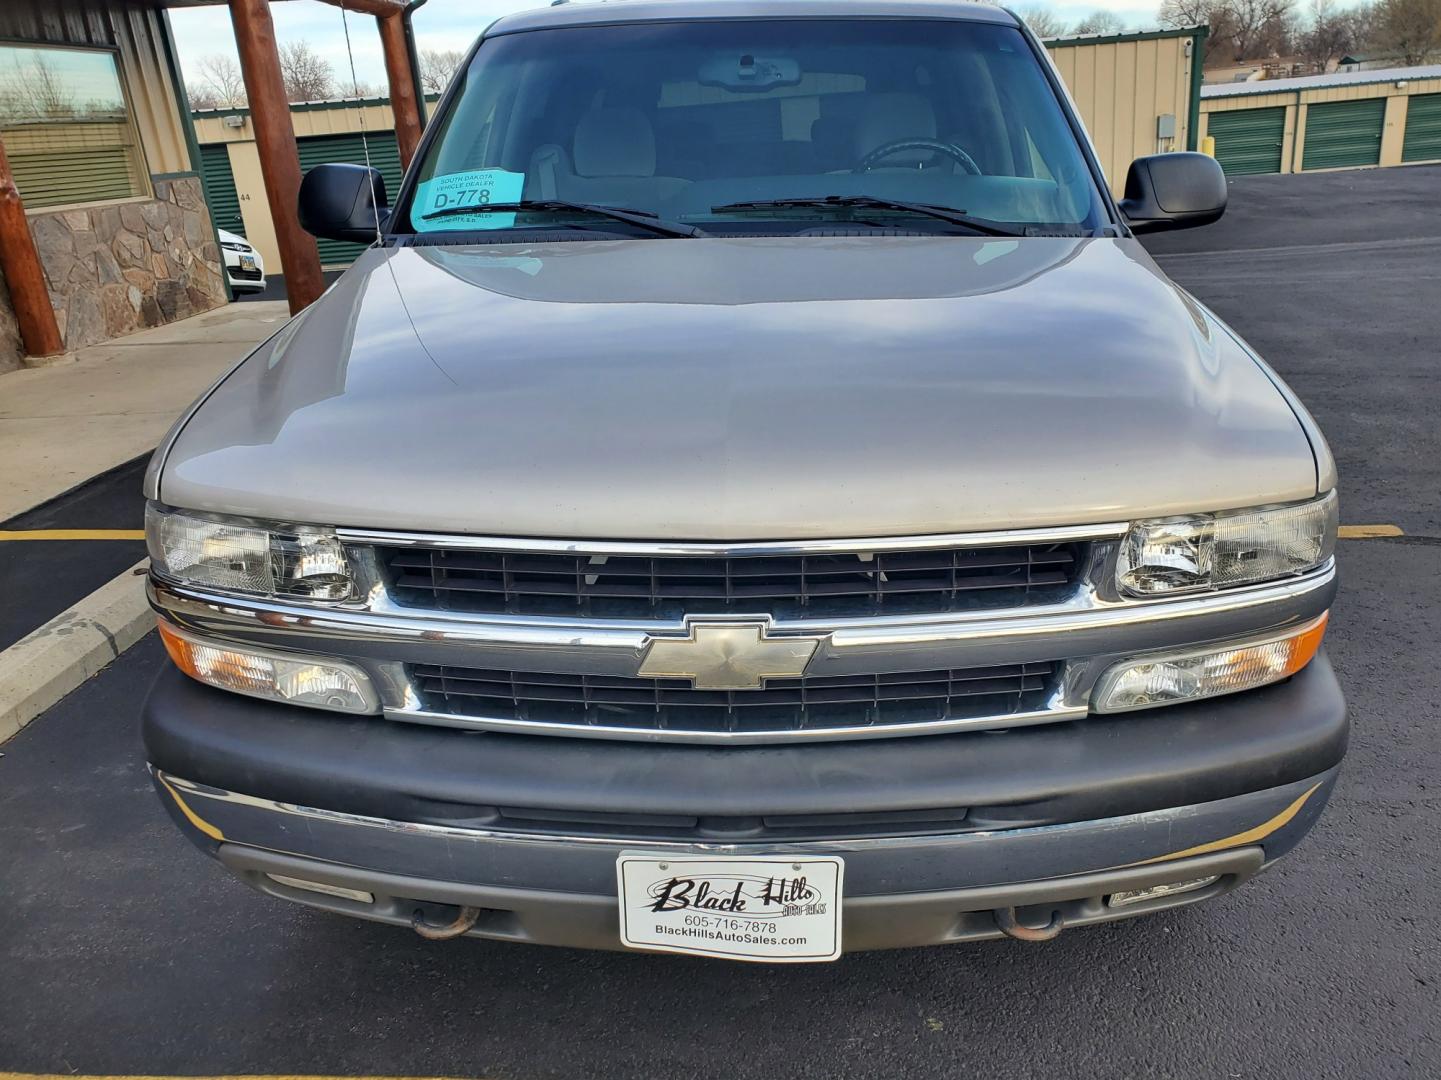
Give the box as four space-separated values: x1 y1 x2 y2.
616 854 844 962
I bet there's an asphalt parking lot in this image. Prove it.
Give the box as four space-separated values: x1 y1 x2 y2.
0 456 147 651
2 165 1439 1079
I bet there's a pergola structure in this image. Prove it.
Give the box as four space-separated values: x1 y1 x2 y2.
0 0 426 359
228 0 425 314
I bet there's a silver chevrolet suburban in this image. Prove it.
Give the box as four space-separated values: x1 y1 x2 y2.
142 0 1345 962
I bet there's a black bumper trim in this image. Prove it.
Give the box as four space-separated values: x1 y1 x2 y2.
142 652 1347 831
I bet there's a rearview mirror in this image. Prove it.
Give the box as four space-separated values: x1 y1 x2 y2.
298 163 389 244
1118 152 1226 234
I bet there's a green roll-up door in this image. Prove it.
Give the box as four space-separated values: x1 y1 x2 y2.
199 143 245 237
1402 93 1441 163
1207 107 1285 175
296 131 404 266
1302 98 1384 170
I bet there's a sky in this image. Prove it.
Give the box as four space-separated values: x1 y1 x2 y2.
168 0 1168 93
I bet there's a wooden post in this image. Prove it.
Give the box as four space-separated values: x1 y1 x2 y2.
228 0 325 315
0 135 64 358
378 12 423 169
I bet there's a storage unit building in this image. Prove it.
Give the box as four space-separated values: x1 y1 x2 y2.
194 97 436 272
1402 92 1441 163
1206 106 1286 174
1301 98 1385 169
1200 64 1441 176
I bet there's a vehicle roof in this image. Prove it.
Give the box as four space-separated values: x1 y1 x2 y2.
487 0 1019 37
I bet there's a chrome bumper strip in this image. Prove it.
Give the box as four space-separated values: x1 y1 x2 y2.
387 701 1088 744
333 520 1130 556
150 562 1336 679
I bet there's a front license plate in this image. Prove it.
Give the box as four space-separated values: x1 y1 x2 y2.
616 854 843 962
240 255 257 271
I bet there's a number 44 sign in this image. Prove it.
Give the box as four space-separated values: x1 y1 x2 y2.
413 168 525 231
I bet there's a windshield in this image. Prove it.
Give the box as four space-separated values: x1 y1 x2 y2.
400 18 1107 237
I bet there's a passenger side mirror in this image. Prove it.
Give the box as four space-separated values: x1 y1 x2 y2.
1118 152 1226 234
298 163 389 244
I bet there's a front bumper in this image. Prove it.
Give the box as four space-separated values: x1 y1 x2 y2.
144 654 1347 953
222 257 265 292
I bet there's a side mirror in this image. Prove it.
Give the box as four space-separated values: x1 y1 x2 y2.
1118 152 1226 234
298 163 388 244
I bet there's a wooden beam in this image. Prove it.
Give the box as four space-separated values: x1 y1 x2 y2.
0 135 64 358
378 11 423 169
228 0 325 315
312 0 407 17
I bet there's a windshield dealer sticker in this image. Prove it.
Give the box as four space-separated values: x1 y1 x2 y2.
413 169 524 231
617 854 844 962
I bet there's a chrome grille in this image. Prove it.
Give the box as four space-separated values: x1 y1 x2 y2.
380 542 1084 619
411 661 1057 735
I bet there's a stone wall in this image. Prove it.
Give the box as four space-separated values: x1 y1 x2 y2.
0 277 22 373
28 175 227 354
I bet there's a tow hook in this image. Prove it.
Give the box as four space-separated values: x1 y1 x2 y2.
411 904 482 941
993 906 1065 942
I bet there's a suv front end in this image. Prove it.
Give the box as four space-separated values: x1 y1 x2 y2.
142 494 1343 955
139 0 1346 960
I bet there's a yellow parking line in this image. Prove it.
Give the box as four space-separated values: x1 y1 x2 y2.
0 1075 475 1080
1338 524 1404 539
0 529 146 541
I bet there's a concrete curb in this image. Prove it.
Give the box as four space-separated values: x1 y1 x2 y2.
0 559 153 746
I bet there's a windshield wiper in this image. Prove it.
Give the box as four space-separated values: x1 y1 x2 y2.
709 195 1023 237
419 199 705 238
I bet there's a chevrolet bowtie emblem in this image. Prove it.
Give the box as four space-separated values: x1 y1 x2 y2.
637 618 824 690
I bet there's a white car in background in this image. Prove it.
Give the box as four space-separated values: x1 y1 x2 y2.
218 229 265 294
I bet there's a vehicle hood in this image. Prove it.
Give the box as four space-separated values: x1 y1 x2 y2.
158 236 1320 539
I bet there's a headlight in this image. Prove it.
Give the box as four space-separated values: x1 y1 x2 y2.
1116 491 1336 597
146 505 354 601
158 622 377 713
1093 613 1327 713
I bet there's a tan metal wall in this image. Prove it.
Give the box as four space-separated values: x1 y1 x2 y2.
0 0 192 178
193 103 402 146
1046 33 1198 191
1200 75 1441 172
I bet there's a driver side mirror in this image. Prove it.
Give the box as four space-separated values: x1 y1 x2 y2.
298 163 389 243
1118 152 1226 234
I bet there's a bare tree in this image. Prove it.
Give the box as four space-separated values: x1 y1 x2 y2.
1228 0 1296 59
193 53 246 109
1347 1 1379 50
1013 5 1069 37
1373 0 1441 62
342 80 385 99
278 40 334 102
186 83 220 110
1161 0 1296 62
1297 0 1366 70
0 54 86 123
1072 9 1127 33
28 54 76 118
1160 0 1239 62
419 47 466 95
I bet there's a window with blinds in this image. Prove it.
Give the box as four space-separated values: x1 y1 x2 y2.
0 44 149 209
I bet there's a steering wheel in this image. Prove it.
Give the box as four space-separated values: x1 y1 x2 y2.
855 138 982 176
